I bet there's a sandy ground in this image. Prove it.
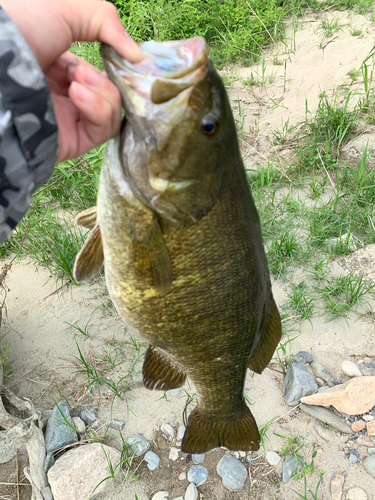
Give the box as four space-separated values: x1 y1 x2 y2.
1 8 375 500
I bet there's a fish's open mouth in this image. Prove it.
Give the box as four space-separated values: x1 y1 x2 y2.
101 36 209 105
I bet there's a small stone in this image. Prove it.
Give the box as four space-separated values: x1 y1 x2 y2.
192 453 204 464
282 454 305 483
362 414 374 422
351 420 366 432
80 408 98 425
107 419 125 431
233 451 239 458
168 388 182 397
283 363 319 406
266 451 281 466
330 473 344 500
363 455 375 477
349 453 358 464
342 360 363 378
368 447 375 455
239 451 246 458
367 420 375 436
314 425 332 442
185 483 198 500
346 487 368 500
72 417 86 434
177 426 186 441
356 437 374 447
349 449 360 458
188 465 208 485
144 450 160 470
293 351 313 364
311 363 335 383
300 404 351 434
161 423 175 441
217 454 247 491
179 472 187 480
316 378 325 387
172 497 183 500
126 434 150 456
169 447 179 461
41 487 53 500
152 492 169 500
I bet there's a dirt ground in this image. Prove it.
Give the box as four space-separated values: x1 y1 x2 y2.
1 8 375 500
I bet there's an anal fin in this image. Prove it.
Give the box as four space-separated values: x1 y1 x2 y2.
73 225 103 282
143 346 186 391
181 404 260 454
248 293 282 374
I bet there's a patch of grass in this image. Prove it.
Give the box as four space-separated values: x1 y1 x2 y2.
349 26 362 36
285 282 315 323
348 67 361 81
318 16 343 37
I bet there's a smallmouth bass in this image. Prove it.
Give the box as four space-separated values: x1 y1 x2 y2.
73 36 281 453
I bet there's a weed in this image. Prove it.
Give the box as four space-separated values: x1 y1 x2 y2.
348 67 361 80
259 415 279 454
275 334 300 374
349 26 362 36
319 17 343 37
0 342 13 378
285 282 315 323
291 475 324 500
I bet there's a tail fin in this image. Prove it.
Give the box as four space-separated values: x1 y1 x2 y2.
181 405 260 454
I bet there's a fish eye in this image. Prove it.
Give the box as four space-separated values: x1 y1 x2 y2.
200 115 220 137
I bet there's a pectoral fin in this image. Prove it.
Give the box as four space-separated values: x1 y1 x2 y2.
75 206 97 229
131 218 173 296
248 294 282 374
143 346 186 390
73 225 104 282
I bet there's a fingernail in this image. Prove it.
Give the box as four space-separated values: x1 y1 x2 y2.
121 35 144 63
67 60 80 82
71 81 95 102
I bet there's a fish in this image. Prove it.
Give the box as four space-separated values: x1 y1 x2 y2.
73 36 281 454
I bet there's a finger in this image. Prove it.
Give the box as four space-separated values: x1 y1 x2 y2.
58 0 143 63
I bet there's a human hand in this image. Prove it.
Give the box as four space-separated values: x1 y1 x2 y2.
0 0 143 162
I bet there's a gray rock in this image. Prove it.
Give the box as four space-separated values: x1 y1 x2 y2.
300 404 352 434
368 447 375 455
44 401 78 459
72 417 86 434
266 451 281 466
188 465 208 485
177 425 186 441
44 452 55 472
293 351 313 364
107 419 125 431
41 486 53 500
217 454 247 491
283 363 319 406
349 453 358 464
126 434 150 456
185 483 198 500
145 450 160 470
80 408 98 425
192 453 204 464
282 454 305 483
363 455 375 477
47 443 121 500
311 363 335 383
161 422 174 440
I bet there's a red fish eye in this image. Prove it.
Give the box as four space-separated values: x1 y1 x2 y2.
200 116 220 137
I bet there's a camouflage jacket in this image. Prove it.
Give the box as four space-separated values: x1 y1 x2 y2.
0 7 58 242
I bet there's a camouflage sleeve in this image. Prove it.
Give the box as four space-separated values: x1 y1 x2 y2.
0 6 58 242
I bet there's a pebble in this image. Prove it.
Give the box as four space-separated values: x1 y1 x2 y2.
192 453 204 464
172 497 183 500
367 420 375 436
144 450 160 470
177 426 186 441
368 447 375 455
72 417 86 434
311 362 335 383
330 473 344 500
107 419 125 431
152 492 169 500
188 465 208 485
169 447 179 461
179 472 187 480
161 423 175 441
217 454 247 491
185 483 198 500
282 454 305 483
283 363 319 406
346 487 368 500
363 455 375 477
41 486 53 500
316 377 325 387
293 351 313 364
80 408 98 425
168 388 182 398
356 437 374 447
362 414 374 422
351 420 366 432
342 360 363 377
266 451 281 466
126 434 150 456
349 453 358 464
300 404 351 434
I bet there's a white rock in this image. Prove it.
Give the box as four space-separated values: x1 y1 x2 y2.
72 417 86 434
169 447 179 461
177 426 186 441
179 472 187 480
346 487 368 500
172 497 183 500
239 451 246 458
362 415 375 422
185 483 198 500
342 360 363 378
168 388 182 398
152 492 169 500
266 451 281 466
47 443 121 500
161 423 175 441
